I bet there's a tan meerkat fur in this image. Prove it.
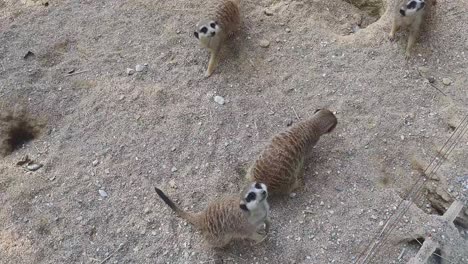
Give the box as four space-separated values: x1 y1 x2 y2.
389 0 433 59
246 109 338 195
193 0 241 77
154 181 270 248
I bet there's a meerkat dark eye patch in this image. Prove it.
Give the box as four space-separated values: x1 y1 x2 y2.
254 183 262 189
194 32 199 39
419 2 425 8
400 9 406 16
407 1 417 9
210 22 216 28
200 27 208 34
246 192 256 202
240 204 248 211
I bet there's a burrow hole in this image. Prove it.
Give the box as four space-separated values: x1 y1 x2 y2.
1 113 42 155
343 0 387 32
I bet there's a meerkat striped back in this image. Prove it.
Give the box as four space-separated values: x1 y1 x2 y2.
247 109 337 195
211 0 241 37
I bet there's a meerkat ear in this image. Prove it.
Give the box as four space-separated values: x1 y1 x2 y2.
314 109 321 114
194 31 199 39
399 9 406 16
240 203 248 211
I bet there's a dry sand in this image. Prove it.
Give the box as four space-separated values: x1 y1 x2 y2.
0 0 467 263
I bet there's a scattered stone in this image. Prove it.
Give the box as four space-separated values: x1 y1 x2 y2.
104 169 110 174
379 221 384 226
259 40 270 48
169 179 177 189
442 78 452 86
320 201 325 206
171 167 178 172
119 95 125 101
214 95 225 105
92 160 99 166
427 76 435 83
418 66 429 74
285 28 291 33
286 119 293 127
26 163 42 171
98 189 108 198
23 51 35 60
264 9 274 16
289 192 297 198
16 155 31 166
126 68 135 75
370 215 378 220
135 64 146 72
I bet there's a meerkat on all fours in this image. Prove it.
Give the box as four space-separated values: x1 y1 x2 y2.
154 182 270 248
389 0 432 59
246 109 338 196
193 0 241 77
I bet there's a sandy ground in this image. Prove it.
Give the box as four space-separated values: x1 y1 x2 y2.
1 0 467 263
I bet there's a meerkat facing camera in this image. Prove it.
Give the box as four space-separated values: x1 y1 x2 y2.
193 0 241 77
154 181 270 248
246 109 338 196
389 0 433 59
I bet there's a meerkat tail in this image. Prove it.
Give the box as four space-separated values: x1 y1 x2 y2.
154 187 199 226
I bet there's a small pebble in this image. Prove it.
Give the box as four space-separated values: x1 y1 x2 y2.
264 9 274 16
427 77 435 83
169 179 177 189
126 68 135 75
418 66 429 74
442 78 452 86
27 163 43 171
171 167 178 172
92 160 99 166
259 40 270 48
379 221 384 226
289 192 297 198
98 189 108 198
214 95 225 105
135 64 146 72
285 28 291 33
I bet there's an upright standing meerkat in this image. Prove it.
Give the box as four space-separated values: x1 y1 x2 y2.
154 182 270 248
389 0 432 59
246 109 338 196
193 0 241 77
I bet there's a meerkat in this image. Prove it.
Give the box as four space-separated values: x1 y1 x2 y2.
193 0 241 77
246 109 338 195
389 0 431 59
154 181 270 248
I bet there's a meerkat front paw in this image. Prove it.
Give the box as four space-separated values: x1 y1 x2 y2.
204 70 213 78
405 51 412 60
389 33 396 42
251 232 268 245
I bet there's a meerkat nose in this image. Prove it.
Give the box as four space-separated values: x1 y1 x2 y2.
210 32 216 37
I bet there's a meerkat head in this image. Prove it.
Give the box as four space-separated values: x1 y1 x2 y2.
313 109 338 134
239 182 268 212
194 20 221 47
400 0 426 16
